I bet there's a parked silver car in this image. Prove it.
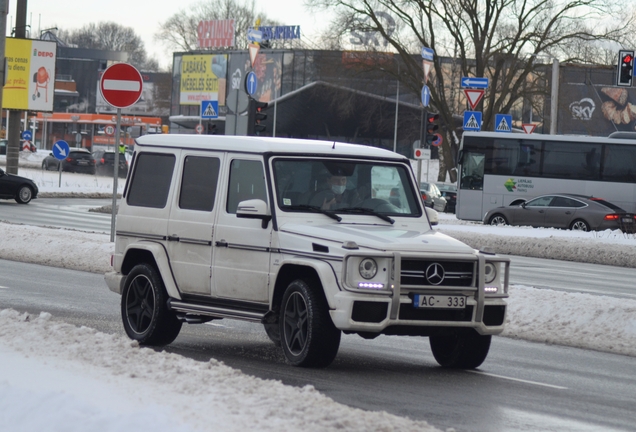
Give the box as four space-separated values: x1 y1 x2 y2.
484 193 636 232
419 181 447 212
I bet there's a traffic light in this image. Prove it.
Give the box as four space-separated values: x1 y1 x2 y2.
617 50 635 87
424 112 439 147
248 98 268 136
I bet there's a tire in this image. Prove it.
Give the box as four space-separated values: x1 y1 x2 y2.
429 331 492 369
121 263 182 346
570 219 590 231
15 185 33 204
263 322 281 347
488 214 508 226
279 279 341 367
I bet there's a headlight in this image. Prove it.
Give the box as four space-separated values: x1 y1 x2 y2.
359 258 378 279
484 263 497 284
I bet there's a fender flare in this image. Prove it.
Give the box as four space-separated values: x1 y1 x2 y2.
122 241 181 300
273 258 341 309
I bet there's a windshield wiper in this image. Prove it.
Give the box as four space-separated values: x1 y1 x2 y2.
284 204 342 222
338 207 394 224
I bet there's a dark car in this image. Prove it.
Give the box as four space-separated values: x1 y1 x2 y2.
0 139 6 155
435 182 457 213
484 193 636 232
42 148 96 174
0 168 38 204
419 181 447 212
92 150 128 177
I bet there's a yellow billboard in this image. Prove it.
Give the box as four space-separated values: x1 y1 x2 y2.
180 54 226 106
3 38 57 111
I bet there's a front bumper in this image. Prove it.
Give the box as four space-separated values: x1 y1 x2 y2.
105 271 125 294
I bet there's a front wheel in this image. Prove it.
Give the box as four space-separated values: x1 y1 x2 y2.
15 185 33 204
570 219 590 231
429 331 492 369
279 279 341 367
488 214 508 226
121 263 182 346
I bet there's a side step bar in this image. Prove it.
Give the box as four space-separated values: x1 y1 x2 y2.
168 299 265 323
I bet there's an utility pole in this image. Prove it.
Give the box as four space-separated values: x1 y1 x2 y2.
6 0 26 174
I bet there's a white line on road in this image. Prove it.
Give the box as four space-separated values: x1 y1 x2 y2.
467 370 568 389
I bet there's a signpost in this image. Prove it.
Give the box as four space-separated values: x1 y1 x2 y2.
463 89 485 110
52 140 70 188
463 111 482 131
99 63 144 242
414 148 431 160
104 125 115 136
245 71 258 96
461 77 489 88
522 123 537 134
495 114 513 132
195 124 204 134
421 85 431 107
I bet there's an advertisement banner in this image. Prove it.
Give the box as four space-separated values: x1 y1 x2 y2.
180 54 227 106
3 38 57 111
197 20 235 48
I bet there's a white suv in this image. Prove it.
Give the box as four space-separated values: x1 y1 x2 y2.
105 135 509 368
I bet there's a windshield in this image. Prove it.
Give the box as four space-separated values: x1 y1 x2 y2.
273 158 421 217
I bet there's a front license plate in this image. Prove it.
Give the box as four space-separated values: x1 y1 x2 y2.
414 294 466 309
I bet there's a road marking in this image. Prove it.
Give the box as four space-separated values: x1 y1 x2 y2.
467 370 568 389
0 286 9 289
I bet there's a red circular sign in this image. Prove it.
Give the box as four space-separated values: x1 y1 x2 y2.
104 125 115 136
99 63 143 108
415 149 423 157
195 124 204 134
432 133 443 146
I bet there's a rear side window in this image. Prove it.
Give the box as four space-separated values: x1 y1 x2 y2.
127 153 175 208
179 156 220 211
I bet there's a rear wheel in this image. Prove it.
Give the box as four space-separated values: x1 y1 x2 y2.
488 214 508 226
121 263 182 346
15 185 33 204
570 219 590 231
429 331 492 369
279 279 341 367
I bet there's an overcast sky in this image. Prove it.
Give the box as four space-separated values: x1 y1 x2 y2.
14 0 330 70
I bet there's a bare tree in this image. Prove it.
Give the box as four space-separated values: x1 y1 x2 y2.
156 0 291 52
307 0 636 181
62 22 159 71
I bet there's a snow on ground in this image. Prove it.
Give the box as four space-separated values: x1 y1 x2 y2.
2 156 636 430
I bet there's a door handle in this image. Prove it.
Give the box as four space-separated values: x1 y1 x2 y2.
167 235 180 241
215 240 228 247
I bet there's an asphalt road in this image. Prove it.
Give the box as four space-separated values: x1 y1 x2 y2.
1 259 634 432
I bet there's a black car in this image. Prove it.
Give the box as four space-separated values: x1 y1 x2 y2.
92 150 128 177
42 148 96 174
0 168 38 204
435 182 457 213
0 139 6 155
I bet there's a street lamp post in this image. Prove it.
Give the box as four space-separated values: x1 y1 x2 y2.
393 62 400 153
550 58 559 135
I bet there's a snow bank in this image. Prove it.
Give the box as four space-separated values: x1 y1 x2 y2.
0 309 439 432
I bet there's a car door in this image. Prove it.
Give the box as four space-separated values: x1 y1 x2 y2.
166 152 222 295
544 196 582 228
516 195 554 226
212 157 272 303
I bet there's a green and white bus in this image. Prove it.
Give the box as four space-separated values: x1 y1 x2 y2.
456 131 636 221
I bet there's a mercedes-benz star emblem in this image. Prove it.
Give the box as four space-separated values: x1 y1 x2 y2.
425 263 445 285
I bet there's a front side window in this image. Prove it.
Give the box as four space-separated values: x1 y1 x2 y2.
526 196 554 207
127 153 175 208
273 158 421 216
226 159 267 214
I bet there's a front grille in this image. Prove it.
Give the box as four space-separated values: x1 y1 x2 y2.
401 259 474 287
352 301 388 323
399 304 474 321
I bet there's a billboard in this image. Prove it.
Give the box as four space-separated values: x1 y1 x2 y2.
197 20 235 48
179 54 227 106
3 38 57 111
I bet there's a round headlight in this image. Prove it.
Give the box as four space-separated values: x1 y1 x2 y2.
359 258 378 279
484 263 497 284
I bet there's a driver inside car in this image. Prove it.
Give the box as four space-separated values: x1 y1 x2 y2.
309 173 362 210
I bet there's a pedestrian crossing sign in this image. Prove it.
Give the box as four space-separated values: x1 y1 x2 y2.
201 100 219 119
495 114 512 133
463 111 482 131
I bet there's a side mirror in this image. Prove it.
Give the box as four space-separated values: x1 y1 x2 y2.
521 202 527 208
236 199 272 228
425 206 439 226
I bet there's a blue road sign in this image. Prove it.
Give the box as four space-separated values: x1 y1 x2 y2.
247 28 263 43
201 100 219 119
21 130 32 141
421 85 431 107
52 140 70 160
463 111 482 131
495 114 513 133
461 77 489 89
245 71 258 96
421 47 435 61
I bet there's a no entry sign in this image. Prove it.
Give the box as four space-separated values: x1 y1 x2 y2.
100 63 143 109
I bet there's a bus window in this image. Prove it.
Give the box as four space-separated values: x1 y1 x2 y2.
602 144 636 183
460 152 485 190
542 142 601 180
